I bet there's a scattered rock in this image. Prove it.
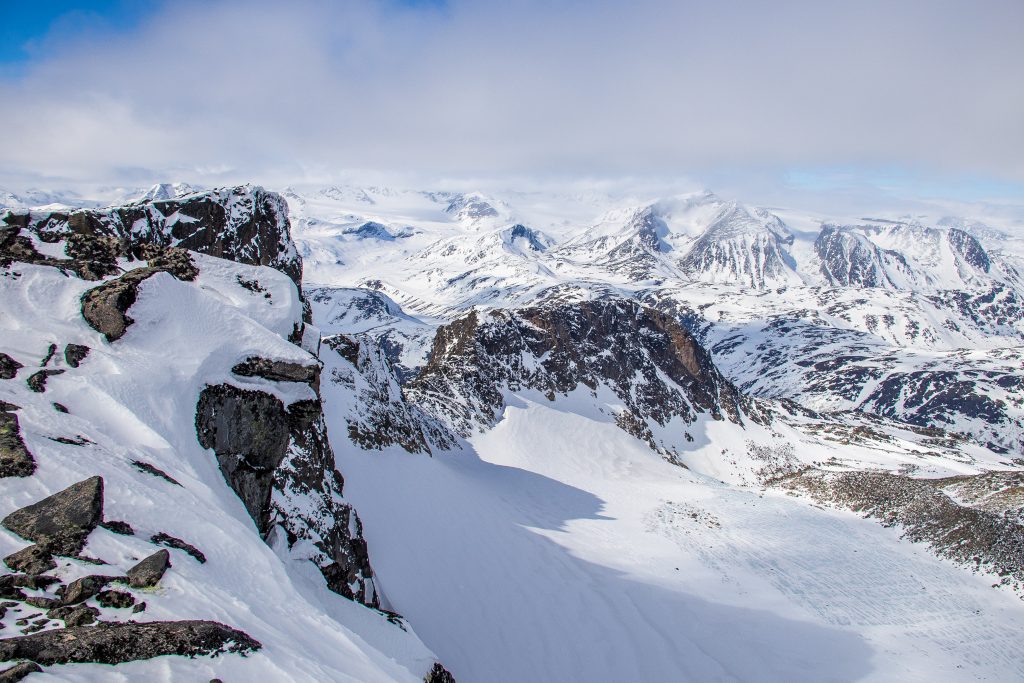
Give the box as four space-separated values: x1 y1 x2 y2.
100 520 134 536
22 597 59 611
46 604 98 627
131 460 182 486
150 533 206 564
51 403 68 414
63 344 90 368
1 477 104 555
132 601 146 613
3 547 54 576
60 575 120 605
127 549 170 588
0 355 22 380
96 590 134 609
231 356 321 388
0 409 35 478
0 661 42 681
25 370 63 393
424 662 457 683
46 435 90 446
0 576 59 591
0 619 261 665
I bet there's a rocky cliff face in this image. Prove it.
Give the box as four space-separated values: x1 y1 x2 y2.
409 297 755 456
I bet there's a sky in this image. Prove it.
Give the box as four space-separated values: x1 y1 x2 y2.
1 0 1023 219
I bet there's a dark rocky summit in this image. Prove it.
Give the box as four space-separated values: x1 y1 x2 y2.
1 477 103 555
0 620 260 665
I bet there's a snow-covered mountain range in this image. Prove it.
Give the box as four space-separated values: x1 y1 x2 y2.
1 182 1022 681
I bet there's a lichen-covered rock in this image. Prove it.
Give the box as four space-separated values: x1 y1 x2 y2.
96 590 135 609
0 661 42 682
25 370 63 394
0 408 34 478
46 604 98 627
60 575 122 605
231 356 321 389
1 477 103 555
127 550 170 588
63 344 90 368
80 267 161 342
0 620 261 665
2 546 54 575
0 355 22 381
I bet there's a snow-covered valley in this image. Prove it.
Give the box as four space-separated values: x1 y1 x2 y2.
1 182 1022 681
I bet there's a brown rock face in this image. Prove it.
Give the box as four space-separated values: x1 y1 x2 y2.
0 407 35 478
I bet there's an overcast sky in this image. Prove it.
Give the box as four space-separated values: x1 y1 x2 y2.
1 0 1022 215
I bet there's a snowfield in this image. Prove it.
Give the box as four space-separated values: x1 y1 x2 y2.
2 181 1023 682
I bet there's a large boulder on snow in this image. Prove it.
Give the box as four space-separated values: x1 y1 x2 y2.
127 549 171 588
1 477 103 555
0 407 35 478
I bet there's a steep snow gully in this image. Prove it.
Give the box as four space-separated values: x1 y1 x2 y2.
1 183 1022 682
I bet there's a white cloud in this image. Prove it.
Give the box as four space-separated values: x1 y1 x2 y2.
1 0 1023 194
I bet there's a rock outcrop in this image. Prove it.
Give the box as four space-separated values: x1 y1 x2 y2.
409 297 753 455
0 354 22 380
1 477 103 555
196 384 379 607
0 620 260 665
6 185 300 288
0 406 35 478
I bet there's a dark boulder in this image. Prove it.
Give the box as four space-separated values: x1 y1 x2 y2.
63 344 90 368
25 370 63 394
231 356 321 390
80 268 160 342
100 520 134 536
150 533 206 564
96 590 135 609
2 546 54 575
0 409 35 478
1 476 104 555
127 550 170 588
0 355 22 380
0 620 261 665
60 575 121 605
